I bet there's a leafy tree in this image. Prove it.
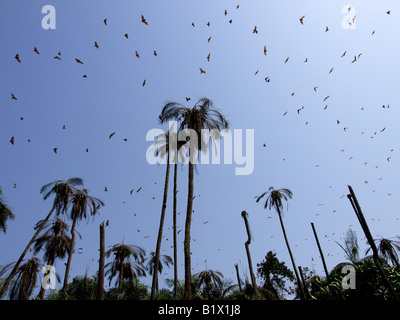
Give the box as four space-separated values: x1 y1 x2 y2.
257 251 296 299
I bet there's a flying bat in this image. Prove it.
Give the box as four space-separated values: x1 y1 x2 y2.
207 53 210 62
34 47 40 55
75 58 84 64
141 15 148 25
10 136 14 145
94 41 99 49
300 16 305 24
264 46 267 55
15 54 21 63
253 26 258 34
135 51 140 58
199 68 206 74
109 132 115 139
103 18 107 26
11 93 17 100
124 33 129 39
142 79 146 86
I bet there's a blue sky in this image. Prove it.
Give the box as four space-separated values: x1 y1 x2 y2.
1 0 400 298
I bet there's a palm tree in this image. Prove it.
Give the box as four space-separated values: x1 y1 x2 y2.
9 257 42 300
195 268 224 288
159 97 229 299
34 218 71 299
146 251 173 293
105 243 146 299
0 186 15 234
255 186 306 300
0 177 83 298
150 131 171 300
63 188 104 288
366 237 400 268
150 129 187 300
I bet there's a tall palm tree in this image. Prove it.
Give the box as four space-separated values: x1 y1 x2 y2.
34 218 71 299
0 186 15 234
255 186 306 300
9 257 42 300
366 237 400 268
150 130 187 300
105 243 146 299
0 177 83 297
146 251 173 293
63 188 104 288
159 97 229 299
150 131 171 300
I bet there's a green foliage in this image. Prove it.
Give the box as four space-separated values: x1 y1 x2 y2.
257 251 296 299
106 278 149 300
312 259 400 300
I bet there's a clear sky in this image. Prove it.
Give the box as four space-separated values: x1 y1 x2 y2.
1 0 400 298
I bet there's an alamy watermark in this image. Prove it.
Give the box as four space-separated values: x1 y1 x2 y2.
146 121 254 175
341 265 356 289
41 265 57 290
341 5 356 29
41 5 56 29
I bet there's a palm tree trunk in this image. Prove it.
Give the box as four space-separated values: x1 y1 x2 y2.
183 161 194 300
97 222 105 300
37 249 57 300
311 222 330 280
276 207 306 300
173 162 178 299
117 262 124 300
241 211 258 295
63 216 78 288
0 206 56 298
347 185 399 300
150 154 170 300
